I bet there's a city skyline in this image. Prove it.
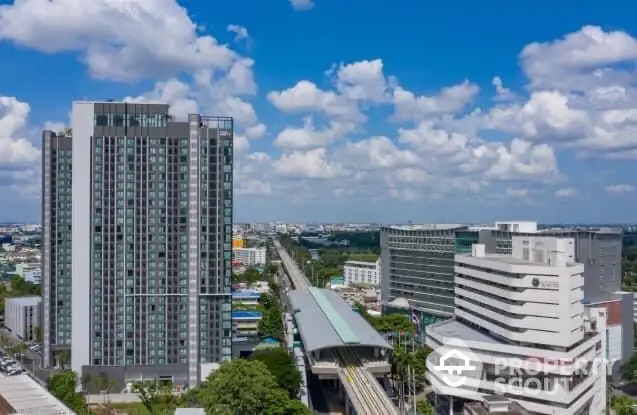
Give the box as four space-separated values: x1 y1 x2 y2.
2 0 637 223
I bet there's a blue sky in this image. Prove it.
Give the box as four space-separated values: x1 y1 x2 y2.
1 0 637 223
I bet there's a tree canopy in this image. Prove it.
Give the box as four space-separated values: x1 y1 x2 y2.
250 348 302 398
47 371 91 414
257 290 284 340
621 353 637 384
132 380 180 413
233 267 263 285
355 303 416 334
182 360 312 415
416 399 434 415
612 395 637 415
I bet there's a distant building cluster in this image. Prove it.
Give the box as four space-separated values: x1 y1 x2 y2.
0 238 41 284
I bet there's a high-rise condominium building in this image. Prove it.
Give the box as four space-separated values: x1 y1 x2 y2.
41 130 73 368
70 102 233 388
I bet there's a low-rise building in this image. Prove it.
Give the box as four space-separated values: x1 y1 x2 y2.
232 289 261 307
14 263 41 284
5 296 41 341
331 286 379 309
344 258 381 286
231 311 262 358
233 247 266 267
427 236 607 415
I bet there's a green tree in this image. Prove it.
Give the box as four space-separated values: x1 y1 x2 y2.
390 348 412 384
412 346 432 386
250 348 302 398
55 350 70 370
416 400 434 415
185 359 312 415
612 395 637 415
258 307 284 340
132 380 178 413
266 263 279 276
47 371 89 414
259 293 278 310
10 275 40 295
354 303 415 335
243 267 262 284
621 354 637 383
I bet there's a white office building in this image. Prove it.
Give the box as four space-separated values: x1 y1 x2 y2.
5 296 42 341
233 247 266 267
344 259 381 286
426 236 607 415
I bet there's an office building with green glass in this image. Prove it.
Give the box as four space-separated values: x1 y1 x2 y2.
41 129 73 368
70 102 233 388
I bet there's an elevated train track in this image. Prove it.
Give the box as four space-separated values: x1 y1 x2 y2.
274 239 398 415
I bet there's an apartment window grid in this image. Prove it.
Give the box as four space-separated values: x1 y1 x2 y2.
386 229 456 313
91 133 197 366
49 143 73 346
196 122 233 364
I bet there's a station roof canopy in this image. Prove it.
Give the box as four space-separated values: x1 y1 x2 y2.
289 287 392 353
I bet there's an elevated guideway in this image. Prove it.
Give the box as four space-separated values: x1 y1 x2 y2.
274 239 399 415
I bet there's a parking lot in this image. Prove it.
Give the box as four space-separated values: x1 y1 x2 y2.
0 329 51 383
0 351 26 377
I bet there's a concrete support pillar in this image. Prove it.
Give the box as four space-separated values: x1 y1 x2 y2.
374 347 379 358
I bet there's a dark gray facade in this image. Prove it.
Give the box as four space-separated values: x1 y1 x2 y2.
41 130 73 368
70 102 233 387
380 225 466 318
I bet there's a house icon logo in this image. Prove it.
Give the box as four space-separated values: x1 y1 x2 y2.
427 338 483 393
434 349 475 387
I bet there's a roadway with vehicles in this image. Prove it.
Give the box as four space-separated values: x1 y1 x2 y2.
273 239 399 415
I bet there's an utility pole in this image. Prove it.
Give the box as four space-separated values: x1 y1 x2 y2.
410 365 417 415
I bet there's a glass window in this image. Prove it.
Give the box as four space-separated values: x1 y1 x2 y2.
113 114 125 127
95 114 108 126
